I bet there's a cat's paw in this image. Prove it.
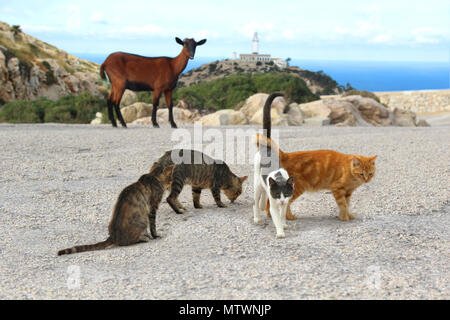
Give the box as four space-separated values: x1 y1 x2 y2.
217 203 227 208
348 213 355 220
174 207 186 214
194 204 203 209
276 232 286 239
283 223 288 229
254 217 262 224
339 213 352 221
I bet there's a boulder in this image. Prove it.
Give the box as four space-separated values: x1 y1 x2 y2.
249 107 288 126
90 112 103 125
416 119 430 127
200 109 248 126
299 100 331 119
156 107 194 125
132 107 195 125
342 95 391 126
175 99 190 109
240 93 286 119
304 117 331 126
393 108 417 127
121 102 153 123
119 90 138 108
286 103 304 126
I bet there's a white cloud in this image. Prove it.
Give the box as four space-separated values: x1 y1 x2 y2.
66 5 81 30
193 30 219 40
22 25 58 33
371 33 392 44
89 12 107 24
234 21 303 42
412 27 443 44
333 26 349 36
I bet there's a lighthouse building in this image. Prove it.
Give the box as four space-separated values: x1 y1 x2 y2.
238 32 287 68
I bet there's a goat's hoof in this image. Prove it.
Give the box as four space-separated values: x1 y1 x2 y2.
171 123 178 129
152 124 160 128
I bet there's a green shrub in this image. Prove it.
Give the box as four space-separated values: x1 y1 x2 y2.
0 92 107 124
173 73 318 110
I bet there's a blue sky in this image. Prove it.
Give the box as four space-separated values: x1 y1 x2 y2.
1 0 449 61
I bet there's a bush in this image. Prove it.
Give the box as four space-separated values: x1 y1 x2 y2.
0 92 107 124
173 73 319 110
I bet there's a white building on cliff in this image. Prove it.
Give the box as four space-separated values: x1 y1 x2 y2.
238 32 287 68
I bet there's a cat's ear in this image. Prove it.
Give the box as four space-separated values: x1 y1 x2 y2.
369 155 378 163
352 157 361 168
239 176 248 183
287 176 294 187
268 177 277 187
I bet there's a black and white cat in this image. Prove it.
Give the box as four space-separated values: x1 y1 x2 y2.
253 93 294 238
253 153 294 238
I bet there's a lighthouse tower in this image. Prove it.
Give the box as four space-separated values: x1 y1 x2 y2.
252 32 259 54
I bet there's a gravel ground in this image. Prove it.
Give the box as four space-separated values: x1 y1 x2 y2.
0 123 448 299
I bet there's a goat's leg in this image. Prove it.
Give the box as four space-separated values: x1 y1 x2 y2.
114 104 127 128
107 97 117 127
164 90 177 128
152 91 162 128
113 87 127 128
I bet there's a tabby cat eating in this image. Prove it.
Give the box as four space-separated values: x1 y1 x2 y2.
152 149 247 214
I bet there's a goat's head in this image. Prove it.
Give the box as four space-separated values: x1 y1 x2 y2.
176 37 207 59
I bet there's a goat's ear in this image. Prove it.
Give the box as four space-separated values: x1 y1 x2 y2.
175 37 184 45
196 39 207 46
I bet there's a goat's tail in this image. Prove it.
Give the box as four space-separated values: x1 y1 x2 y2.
100 63 107 80
57 237 113 256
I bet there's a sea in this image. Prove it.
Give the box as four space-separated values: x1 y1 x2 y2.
74 53 449 92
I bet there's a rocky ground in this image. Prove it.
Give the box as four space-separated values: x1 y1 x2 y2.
0 123 448 299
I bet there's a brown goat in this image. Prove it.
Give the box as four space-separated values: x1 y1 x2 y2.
100 37 206 128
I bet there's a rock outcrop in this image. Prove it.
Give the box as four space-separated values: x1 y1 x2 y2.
121 102 153 123
132 107 200 126
0 21 105 103
194 93 423 127
200 109 248 126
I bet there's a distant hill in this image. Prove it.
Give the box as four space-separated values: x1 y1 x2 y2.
178 59 342 95
0 21 106 104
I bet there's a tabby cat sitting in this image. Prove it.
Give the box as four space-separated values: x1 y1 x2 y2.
58 163 174 256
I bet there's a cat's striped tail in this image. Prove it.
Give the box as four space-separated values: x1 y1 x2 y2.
57 237 113 256
255 133 286 161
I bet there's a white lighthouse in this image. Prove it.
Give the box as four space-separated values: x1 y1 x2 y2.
252 32 259 54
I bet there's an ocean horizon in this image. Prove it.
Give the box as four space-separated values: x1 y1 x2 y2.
74 53 450 93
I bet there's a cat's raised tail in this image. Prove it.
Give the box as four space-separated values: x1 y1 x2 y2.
263 92 284 139
57 237 113 256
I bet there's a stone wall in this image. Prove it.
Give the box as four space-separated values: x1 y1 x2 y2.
374 90 450 114
322 89 450 114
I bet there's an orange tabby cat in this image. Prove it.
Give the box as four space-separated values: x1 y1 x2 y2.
257 93 377 221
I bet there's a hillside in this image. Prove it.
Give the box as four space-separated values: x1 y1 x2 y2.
0 21 105 104
178 59 342 95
